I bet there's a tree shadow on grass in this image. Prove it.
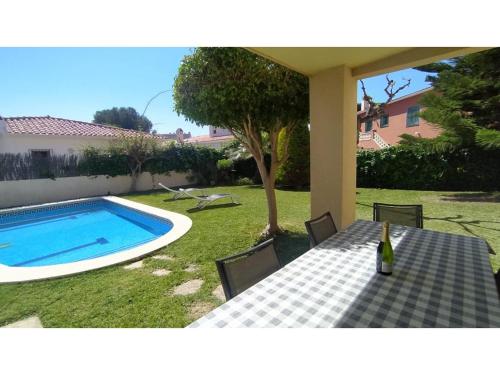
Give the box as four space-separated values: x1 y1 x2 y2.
163 196 193 202
424 214 499 254
186 202 241 213
241 185 264 189
356 201 373 209
439 192 500 203
274 231 310 266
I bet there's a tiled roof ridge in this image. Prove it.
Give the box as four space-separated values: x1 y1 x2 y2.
5 115 144 134
3 115 161 138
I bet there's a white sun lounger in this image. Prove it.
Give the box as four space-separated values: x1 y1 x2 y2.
182 190 239 209
158 182 206 200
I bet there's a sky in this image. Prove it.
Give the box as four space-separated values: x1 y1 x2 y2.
0 48 433 136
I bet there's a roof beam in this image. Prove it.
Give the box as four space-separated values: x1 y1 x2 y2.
351 47 488 79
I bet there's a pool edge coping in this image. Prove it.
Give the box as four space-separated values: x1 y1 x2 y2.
0 196 192 283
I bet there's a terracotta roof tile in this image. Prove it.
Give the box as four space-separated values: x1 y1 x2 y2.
3 116 157 138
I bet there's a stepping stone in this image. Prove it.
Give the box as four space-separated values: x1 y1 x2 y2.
152 255 174 261
152 268 171 277
123 260 143 270
188 301 215 320
184 264 199 273
212 284 226 302
172 279 204 296
2 316 43 328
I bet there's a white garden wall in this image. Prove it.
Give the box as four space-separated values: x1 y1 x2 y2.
0 172 192 209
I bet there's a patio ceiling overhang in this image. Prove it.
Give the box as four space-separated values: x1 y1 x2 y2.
247 47 488 78
246 47 490 230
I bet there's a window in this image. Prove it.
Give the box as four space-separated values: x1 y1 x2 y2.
365 120 373 132
380 114 389 128
30 149 51 178
406 105 420 127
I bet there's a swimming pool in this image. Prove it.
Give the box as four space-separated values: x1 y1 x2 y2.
0 196 191 283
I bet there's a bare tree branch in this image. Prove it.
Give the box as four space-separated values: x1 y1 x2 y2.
360 76 412 122
383 76 411 104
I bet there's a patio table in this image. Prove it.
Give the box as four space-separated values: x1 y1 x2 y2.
189 220 500 328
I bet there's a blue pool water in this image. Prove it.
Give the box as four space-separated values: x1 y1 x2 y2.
0 200 173 267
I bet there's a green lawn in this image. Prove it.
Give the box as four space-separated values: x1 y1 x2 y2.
0 186 498 327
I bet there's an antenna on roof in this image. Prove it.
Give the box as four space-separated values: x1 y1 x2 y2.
142 90 171 117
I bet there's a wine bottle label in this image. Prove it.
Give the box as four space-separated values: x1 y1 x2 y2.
381 262 392 274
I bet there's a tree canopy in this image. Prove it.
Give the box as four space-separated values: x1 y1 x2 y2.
174 47 309 235
93 107 153 133
402 48 500 150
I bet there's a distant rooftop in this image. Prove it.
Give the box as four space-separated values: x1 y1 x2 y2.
185 134 235 144
0 116 158 138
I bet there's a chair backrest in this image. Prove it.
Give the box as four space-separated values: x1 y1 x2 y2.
158 183 177 193
304 212 338 248
182 189 207 200
373 203 423 228
216 239 281 300
495 270 500 299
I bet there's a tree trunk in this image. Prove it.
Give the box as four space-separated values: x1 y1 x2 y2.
262 177 279 235
254 156 280 237
235 121 289 237
130 164 141 192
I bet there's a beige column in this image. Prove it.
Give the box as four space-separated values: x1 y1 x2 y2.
309 65 357 229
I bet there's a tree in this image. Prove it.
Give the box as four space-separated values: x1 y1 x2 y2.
401 48 500 150
93 107 153 133
174 48 309 236
109 134 161 191
358 76 411 143
276 122 310 187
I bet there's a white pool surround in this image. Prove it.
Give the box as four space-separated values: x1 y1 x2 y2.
0 196 192 283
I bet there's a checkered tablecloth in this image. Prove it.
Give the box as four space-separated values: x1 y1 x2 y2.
189 220 500 328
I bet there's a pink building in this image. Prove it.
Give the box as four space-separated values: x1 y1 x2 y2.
357 88 440 150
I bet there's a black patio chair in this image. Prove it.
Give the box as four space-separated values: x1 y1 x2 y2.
304 211 338 248
215 239 281 300
373 203 424 228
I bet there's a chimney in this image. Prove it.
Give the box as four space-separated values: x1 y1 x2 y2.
361 99 371 112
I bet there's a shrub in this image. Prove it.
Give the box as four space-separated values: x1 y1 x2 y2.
357 145 500 191
78 147 129 177
144 143 224 185
276 123 310 188
216 158 234 185
216 159 234 170
235 177 254 186
222 140 265 184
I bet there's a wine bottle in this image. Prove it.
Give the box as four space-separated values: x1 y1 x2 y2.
378 221 394 275
376 229 384 273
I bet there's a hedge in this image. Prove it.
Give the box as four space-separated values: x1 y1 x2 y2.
0 144 224 185
2 144 498 191
357 146 500 191
225 144 499 191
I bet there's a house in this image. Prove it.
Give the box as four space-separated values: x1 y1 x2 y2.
0 115 158 158
184 125 235 149
157 128 192 142
357 88 440 149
